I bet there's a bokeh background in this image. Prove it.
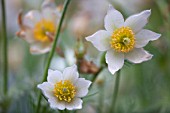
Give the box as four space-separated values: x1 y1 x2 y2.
0 0 170 113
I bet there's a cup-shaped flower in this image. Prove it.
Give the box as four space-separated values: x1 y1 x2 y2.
86 5 161 74
37 65 91 110
16 0 61 54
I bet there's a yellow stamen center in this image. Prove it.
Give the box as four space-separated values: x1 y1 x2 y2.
33 19 56 42
110 27 135 53
53 80 76 103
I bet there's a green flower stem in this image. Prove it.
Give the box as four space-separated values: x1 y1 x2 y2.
58 109 67 113
42 0 71 82
110 70 121 113
58 110 64 113
90 52 106 89
36 0 71 113
89 67 104 90
64 109 67 113
98 83 104 113
1 0 8 95
91 67 103 82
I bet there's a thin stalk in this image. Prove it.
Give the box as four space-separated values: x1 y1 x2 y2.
36 94 42 112
58 110 64 113
41 0 71 83
64 109 67 113
98 83 104 113
59 109 66 113
89 52 106 89
110 70 121 113
89 67 104 89
35 0 71 113
1 0 8 95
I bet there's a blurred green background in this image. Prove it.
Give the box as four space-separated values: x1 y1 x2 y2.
0 0 170 113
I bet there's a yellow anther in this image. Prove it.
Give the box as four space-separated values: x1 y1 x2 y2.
53 80 76 103
110 27 135 53
33 19 56 42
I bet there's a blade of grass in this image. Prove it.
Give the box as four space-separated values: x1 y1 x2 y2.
1 0 8 95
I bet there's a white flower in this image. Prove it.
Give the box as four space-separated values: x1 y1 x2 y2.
16 0 61 54
86 5 161 75
37 65 91 110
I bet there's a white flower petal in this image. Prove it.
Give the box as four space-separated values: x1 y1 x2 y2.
37 82 54 99
104 5 124 32
65 98 83 110
106 49 124 75
75 78 91 98
86 30 111 51
23 10 42 28
41 0 56 9
42 8 60 24
125 48 153 63
48 69 53 75
135 29 161 48
30 43 52 54
47 69 63 84
63 65 79 83
48 97 65 110
19 29 36 43
125 10 151 33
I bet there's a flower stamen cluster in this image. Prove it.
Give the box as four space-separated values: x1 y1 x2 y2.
110 27 135 53
53 80 76 103
33 19 56 42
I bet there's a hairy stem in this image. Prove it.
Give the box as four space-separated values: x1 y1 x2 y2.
90 52 106 89
36 0 71 113
110 70 121 113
